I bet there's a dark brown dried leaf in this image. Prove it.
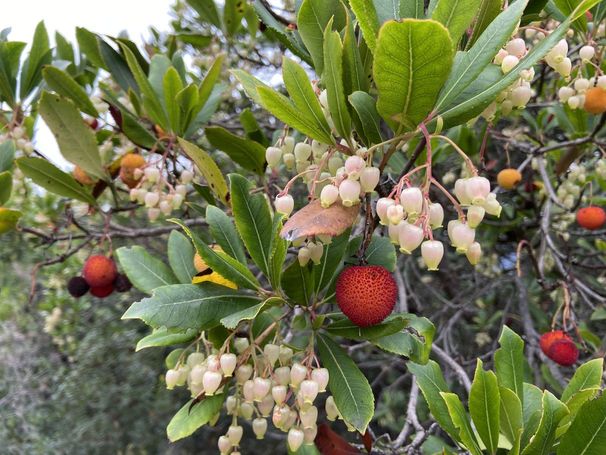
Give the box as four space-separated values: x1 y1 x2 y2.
280 199 359 241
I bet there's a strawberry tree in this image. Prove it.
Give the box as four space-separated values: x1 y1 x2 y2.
1 0 606 453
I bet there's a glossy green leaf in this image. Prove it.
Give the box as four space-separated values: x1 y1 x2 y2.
167 395 225 442
349 91 383 146
168 230 197 284
557 393 606 455
521 391 568 455
0 171 12 205
347 235 397 272
373 315 435 364
268 214 287 289
187 0 222 27
163 67 183 132
326 313 410 340
76 27 106 70
20 21 51 98
223 0 246 37
239 108 268 145
469 359 500 454
220 297 283 329
229 174 273 276
441 392 483 454
373 0 402 23
522 383 544 446
39 92 106 180
349 0 380 53
500 387 523 446
408 360 458 437
0 141 15 173
178 138 229 204
99 39 138 94
400 0 425 18
122 283 260 330
342 16 368 95
116 246 179 294
323 25 351 140
0 41 26 107
0 208 22 234
297 0 346 74
197 54 225 112
42 66 98 117
467 0 504 47
136 327 197 351
316 333 374 432
494 325 525 400
314 230 350 294
205 126 266 174
281 259 315 306
561 358 603 402
374 19 453 131
16 157 96 204
432 0 480 47
436 0 528 111
206 205 247 263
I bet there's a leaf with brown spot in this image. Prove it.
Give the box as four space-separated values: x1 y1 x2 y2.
280 199 359 241
315 424 361 455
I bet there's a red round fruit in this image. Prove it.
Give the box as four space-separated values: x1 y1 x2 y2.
547 339 579 366
576 206 606 230
90 284 114 298
335 265 398 327
539 330 569 355
83 255 118 287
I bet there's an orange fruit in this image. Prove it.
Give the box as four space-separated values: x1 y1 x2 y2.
584 87 606 114
497 168 522 189
576 206 606 230
119 153 146 188
73 166 95 185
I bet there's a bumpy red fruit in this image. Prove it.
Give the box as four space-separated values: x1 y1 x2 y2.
90 284 114 298
83 255 117 287
576 206 606 230
539 330 568 354
548 339 579 366
335 265 397 327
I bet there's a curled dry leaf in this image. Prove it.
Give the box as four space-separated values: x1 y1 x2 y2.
280 199 359 241
315 423 361 455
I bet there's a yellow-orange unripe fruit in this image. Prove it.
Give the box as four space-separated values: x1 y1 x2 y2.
497 168 522 190
119 153 146 188
584 87 606 114
73 166 95 185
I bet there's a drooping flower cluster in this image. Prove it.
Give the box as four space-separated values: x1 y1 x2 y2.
165 340 339 453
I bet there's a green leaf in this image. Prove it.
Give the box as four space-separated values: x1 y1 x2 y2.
432 0 481 47
281 259 315 306
99 39 138 94
374 19 454 131
521 391 568 455
558 388 599 436
522 383 544 446
326 313 410 340
197 54 225 112
349 0 380 53
136 326 197 351
373 315 435 364
323 25 351 141
16 157 96 204
349 91 383 146
229 174 273 276
220 297 283 329
500 387 523 446
163 67 183 133
42 66 98 117
494 326 525 400
0 141 15 173
0 208 22 234
314 231 350 294
76 27 106 70
239 108 268 145
223 0 246 37
561 358 603 402
168 230 197 284
297 0 346 74
0 171 12 205
436 0 528 111
469 359 500 454
558 394 606 455
205 126 266 174
316 333 374 432
20 21 51 98
408 360 458 437
231 69 269 105
173 220 261 290
441 392 483 454
342 16 368 95
467 0 504 47
178 138 229 205
116 246 179 294
121 108 158 149
206 205 247 263
268 214 288 289
167 395 225 442
400 0 425 18
38 92 106 180
187 0 222 28
0 41 26 107
122 283 260 330
347 235 397 271
373 0 402 23
282 57 332 142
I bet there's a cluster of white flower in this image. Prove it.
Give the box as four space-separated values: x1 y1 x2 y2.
1 126 34 155
165 341 338 453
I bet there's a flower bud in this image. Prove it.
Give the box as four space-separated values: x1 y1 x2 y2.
311 368 329 392
235 364 253 384
176 366 189 386
494 49 509 65
597 75 606 90
147 208 160 222
144 191 159 208
376 197 395 225
339 179 361 207
129 188 139 201
171 193 184 209
448 220 475 252
294 143 312 162
190 364 206 384
239 402 254 419
272 385 288 405
325 395 340 421
159 200 172 216
206 354 220 372
328 156 343 174
226 395 238 414
234 338 250 355
558 86 575 102
398 222 424 254
272 404 291 429
275 194 294 217
579 45 595 61
190 381 204 397
467 205 486 228
574 78 590 92
501 100 514 115
187 352 205 367
429 203 444 229
274 366 291 386
290 362 308 388
228 425 243 446
180 169 194 184
243 379 255 402
298 247 311 267
304 425 318 445
510 85 532 108
175 184 187 196
555 58 572 77
253 377 272 401
464 176 491 205
165 369 180 389
360 167 380 192
421 240 444 271
466 242 481 265
144 167 160 183
300 405 318 429
506 38 526 58
258 393 275 417
299 380 319 404
220 353 237 377
400 187 423 215
501 55 519 73
386 204 404 225
266 146 282 167
283 153 295 169
264 343 280 366
482 193 502 217
279 346 294 365
388 221 403 244
218 435 231 454
311 140 328 158
202 370 222 395
309 241 324 265
320 184 339 208
567 95 581 110
288 428 305 452
344 155 365 179
282 136 295 154
253 418 268 439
